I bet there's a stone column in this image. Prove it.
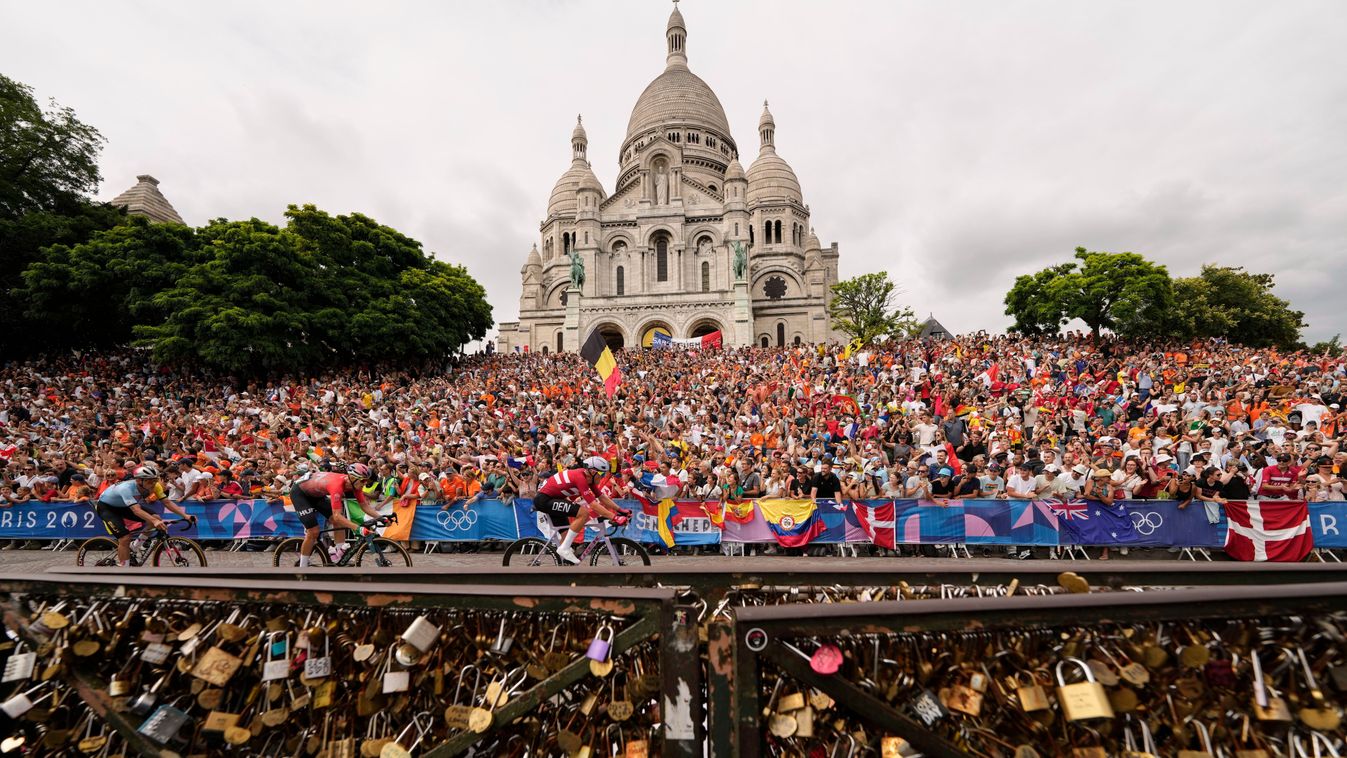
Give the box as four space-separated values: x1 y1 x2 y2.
564 287 581 352
732 278 753 347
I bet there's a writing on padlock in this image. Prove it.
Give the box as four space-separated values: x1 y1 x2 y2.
1055 657 1114 722
1 684 51 718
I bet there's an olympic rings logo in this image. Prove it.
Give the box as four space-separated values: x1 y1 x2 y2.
436 509 479 531
1130 510 1163 536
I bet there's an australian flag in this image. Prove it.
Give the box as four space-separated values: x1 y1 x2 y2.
1051 498 1139 546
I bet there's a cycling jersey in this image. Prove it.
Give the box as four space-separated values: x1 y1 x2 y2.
538 468 598 505
98 479 165 509
296 472 369 512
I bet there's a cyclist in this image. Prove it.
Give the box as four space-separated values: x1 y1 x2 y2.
94 462 197 567
291 462 381 568
535 456 631 564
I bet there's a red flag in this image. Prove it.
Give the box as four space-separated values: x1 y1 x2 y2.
1224 500 1313 562
853 502 895 549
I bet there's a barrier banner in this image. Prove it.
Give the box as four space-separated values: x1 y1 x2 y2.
2 499 1347 554
408 500 524 542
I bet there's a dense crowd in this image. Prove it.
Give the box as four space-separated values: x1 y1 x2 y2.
2 335 1345 547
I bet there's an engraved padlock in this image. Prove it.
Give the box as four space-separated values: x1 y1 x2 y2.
586 623 614 662
262 632 291 682
1055 657 1114 721
489 618 514 656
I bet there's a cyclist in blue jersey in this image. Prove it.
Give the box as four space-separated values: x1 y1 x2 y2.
94 462 196 567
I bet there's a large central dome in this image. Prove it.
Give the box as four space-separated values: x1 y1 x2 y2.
625 67 732 145
621 2 735 155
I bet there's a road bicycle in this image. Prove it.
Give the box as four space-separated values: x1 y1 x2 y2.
76 519 206 568
271 514 412 567
502 516 651 567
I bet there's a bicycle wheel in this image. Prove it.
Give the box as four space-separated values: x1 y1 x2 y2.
151 538 208 568
76 537 121 567
502 537 560 567
589 537 651 567
355 538 412 568
272 537 330 567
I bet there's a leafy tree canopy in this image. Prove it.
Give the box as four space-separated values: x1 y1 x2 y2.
1006 247 1173 338
829 272 918 344
0 73 105 220
1167 265 1304 349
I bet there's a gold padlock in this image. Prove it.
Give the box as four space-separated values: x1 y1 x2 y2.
1013 671 1050 712
1055 658 1113 721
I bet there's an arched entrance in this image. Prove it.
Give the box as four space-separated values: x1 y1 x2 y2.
593 322 626 351
639 321 673 348
687 318 724 338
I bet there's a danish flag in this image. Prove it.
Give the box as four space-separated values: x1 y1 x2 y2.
1224 500 1313 562
853 501 895 549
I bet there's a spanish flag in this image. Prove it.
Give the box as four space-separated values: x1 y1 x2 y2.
579 329 622 397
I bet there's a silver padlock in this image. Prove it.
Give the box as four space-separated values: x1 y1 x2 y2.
138 702 192 745
380 647 410 694
401 616 440 653
1 684 51 718
490 618 514 656
303 632 331 679
262 632 291 682
1 642 36 682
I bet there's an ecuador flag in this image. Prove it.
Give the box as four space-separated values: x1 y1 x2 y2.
580 329 622 397
756 499 827 548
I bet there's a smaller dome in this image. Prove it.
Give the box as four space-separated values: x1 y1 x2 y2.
525 243 542 269
578 165 603 193
806 227 821 251
547 161 606 217
746 152 802 205
572 115 587 144
725 157 746 182
759 100 775 130
667 3 685 32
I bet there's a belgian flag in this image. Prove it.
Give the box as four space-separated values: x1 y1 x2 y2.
580 329 622 397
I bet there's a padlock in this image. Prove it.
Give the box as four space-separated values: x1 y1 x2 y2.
1120 718 1159 758
1014 671 1050 712
304 633 332 679
380 648 410 694
1055 657 1113 721
1 684 51 718
401 616 440 653
1 642 36 682
587 623 614 662
444 665 481 730
138 703 192 745
1176 721 1216 758
489 617 514 656
1250 649 1292 723
262 632 291 682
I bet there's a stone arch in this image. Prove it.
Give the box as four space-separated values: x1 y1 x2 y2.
643 225 678 247
636 318 675 348
685 316 724 338
543 280 569 308
590 321 627 351
759 335 771 348
604 231 635 252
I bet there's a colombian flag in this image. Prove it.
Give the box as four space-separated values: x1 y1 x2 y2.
580 329 622 397
756 499 827 548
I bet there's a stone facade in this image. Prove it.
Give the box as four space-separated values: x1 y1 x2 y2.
496 1 840 353
109 175 184 224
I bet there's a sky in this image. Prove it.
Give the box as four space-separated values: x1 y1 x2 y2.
4 0 1346 341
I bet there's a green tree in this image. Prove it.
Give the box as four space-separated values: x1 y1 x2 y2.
0 74 105 219
22 216 197 349
1166 265 1304 349
1004 247 1173 338
829 272 917 345
1309 335 1342 357
0 198 127 350
1004 263 1076 336
131 205 492 373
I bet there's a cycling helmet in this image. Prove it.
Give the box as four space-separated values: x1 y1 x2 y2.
346 462 372 480
582 456 611 474
133 463 160 480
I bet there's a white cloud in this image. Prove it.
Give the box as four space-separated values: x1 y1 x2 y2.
4 0 1345 340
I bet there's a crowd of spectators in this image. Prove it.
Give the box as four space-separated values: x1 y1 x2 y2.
2 335 1345 550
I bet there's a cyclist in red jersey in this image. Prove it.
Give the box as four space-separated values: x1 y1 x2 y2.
291 463 380 568
535 456 630 564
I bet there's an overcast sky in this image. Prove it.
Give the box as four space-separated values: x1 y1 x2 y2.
4 0 1345 341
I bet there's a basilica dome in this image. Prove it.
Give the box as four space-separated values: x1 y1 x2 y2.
746 102 802 205
625 69 732 146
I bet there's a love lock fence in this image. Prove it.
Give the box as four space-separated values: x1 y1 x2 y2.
11 567 1347 756
727 582 1347 757
0 574 700 757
